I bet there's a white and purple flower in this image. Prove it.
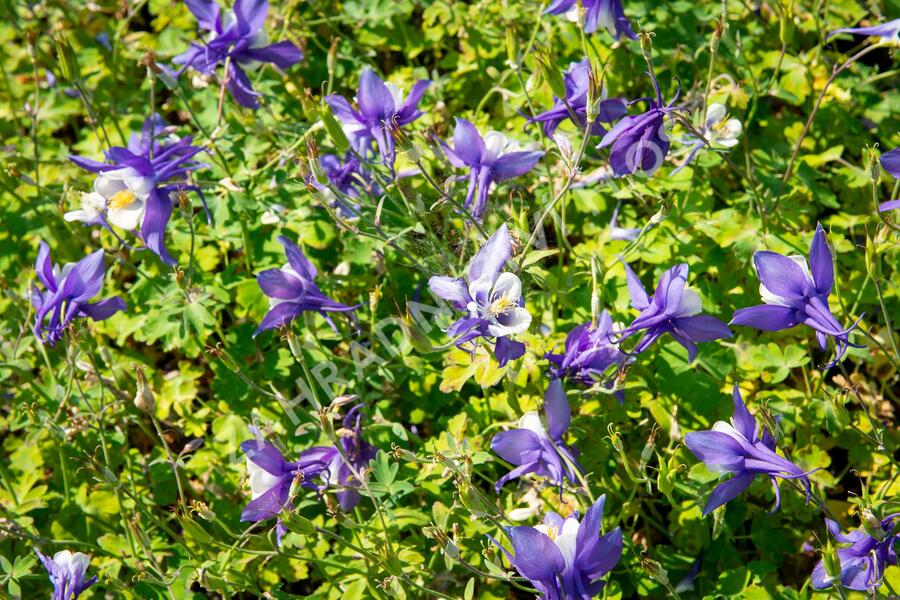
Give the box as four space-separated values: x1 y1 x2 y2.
428 224 532 366
442 119 544 220
68 115 207 266
685 385 814 515
31 242 126 347
545 0 636 39
35 548 98 600
491 379 581 492
173 0 304 108
254 236 359 336
827 18 900 45
731 224 862 369
617 260 732 362
527 58 627 137
811 513 900 592
325 68 430 168
489 495 623 598
546 311 626 401
878 148 900 212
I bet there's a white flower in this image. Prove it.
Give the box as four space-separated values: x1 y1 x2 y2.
467 271 532 337
260 203 287 225
703 103 742 148
64 191 107 224
92 167 155 231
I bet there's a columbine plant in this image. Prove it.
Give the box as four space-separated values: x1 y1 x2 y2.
313 152 375 216
546 310 626 400
528 58 627 137
173 0 303 108
489 495 623 598
599 74 684 176
32 243 125 346
442 118 544 220
545 0 636 39
491 379 581 492
428 224 531 366
35 548 98 600
731 224 862 368
811 512 900 592
325 68 430 168
68 115 207 266
254 236 359 336
675 102 742 172
296 405 377 511
685 385 814 515
240 437 328 544
617 260 732 361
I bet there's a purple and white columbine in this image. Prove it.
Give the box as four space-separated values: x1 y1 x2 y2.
616 260 732 361
811 512 900 592
254 236 359 336
311 152 375 217
240 437 328 544
325 68 430 168
68 115 207 266
731 224 862 369
527 59 627 137
296 405 378 511
173 0 303 108
489 495 623 599
878 148 900 212
32 243 126 346
827 18 900 44
442 118 544 220
428 224 531 366
490 379 581 492
546 311 626 401
598 74 684 176
545 0 636 39
685 385 814 516
35 548 98 600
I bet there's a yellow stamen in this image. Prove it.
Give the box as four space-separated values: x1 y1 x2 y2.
109 189 137 209
487 296 514 316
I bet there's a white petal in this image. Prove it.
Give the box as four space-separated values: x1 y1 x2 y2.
517 411 546 435
108 199 146 231
487 305 532 337
554 532 578 567
491 272 522 303
94 174 127 198
675 288 703 317
64 210 89 222
705 103 727 128
483 131 515 161
246 457 282 499
384 82 405 110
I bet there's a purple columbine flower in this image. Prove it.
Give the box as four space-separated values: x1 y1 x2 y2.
598 74 684 177
684 385 814 516
878 148 900 212
240 437 329 544
731 224 862 369
545 0 636 39
811 513 900 591
527 59 627 137
254 236 359 336
325 68 430 167
490 379 581 492
442 118 544 220
546 311 626 402
827 18 900 44
35 548 98 600
428 224 532 366
616 259 732 361
68 115 207 266
311 152 376 217
489 495 623 598
608 202 640 242
173 0 303 108
296 405 378 511
32 243 126 347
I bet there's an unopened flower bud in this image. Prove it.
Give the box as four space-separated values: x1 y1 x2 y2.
862 509 886 541
866 146 881 181
134 367 156 414
779 1 795 46
553 132 573 164
821 538 840 584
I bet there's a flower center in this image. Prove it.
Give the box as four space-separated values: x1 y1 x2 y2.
109 189 137 210
487 296 514 316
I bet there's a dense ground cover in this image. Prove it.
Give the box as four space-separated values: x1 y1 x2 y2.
1 0 899 598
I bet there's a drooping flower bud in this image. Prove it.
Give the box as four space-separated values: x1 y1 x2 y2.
134 367 156 414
